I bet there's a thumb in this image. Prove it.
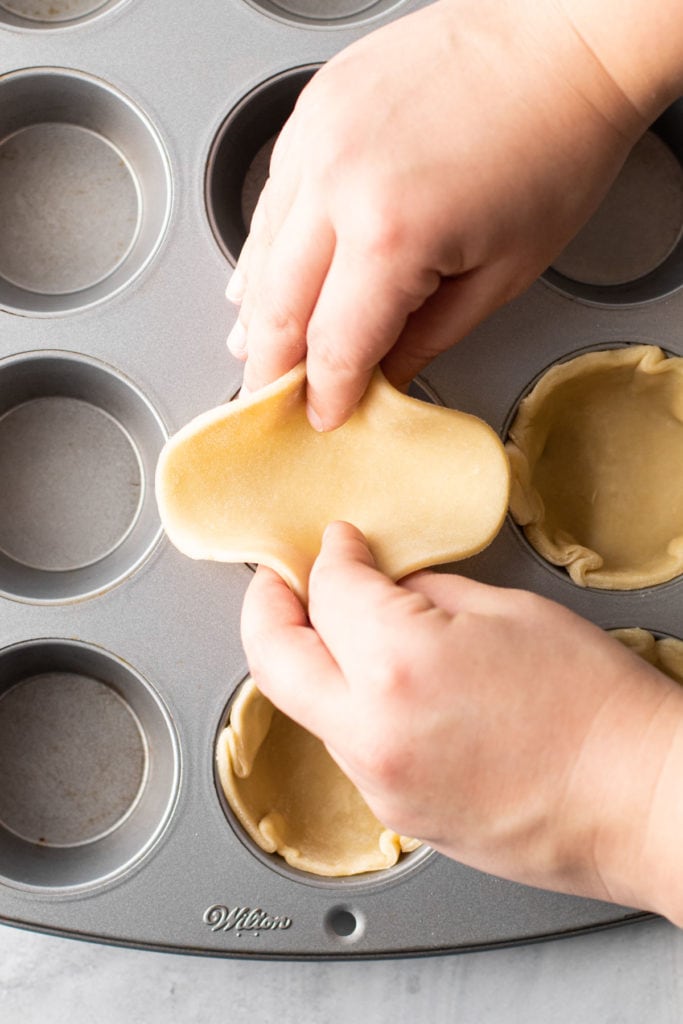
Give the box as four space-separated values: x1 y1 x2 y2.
308 521 434 682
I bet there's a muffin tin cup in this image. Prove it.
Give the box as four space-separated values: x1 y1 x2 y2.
0 0 128 28
500 341 683 596
0 350 166 603
243 0 405 28
214 679 433 894
543 101 683 306
206 65 319 265
0 638 179 892
0 67 171 315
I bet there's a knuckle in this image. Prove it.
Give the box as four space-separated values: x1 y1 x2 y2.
330 186 409 262
253 297 305 361
359 202 408 261
367 648 414 702
307 327 360 379
353 732 406 790
263 300 300 340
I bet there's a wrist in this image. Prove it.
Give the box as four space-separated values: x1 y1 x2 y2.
558 0 683 124
436 0 653 145
626 700 683 924
587 669 683 922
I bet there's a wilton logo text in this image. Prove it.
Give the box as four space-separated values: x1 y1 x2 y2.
203 904 293 937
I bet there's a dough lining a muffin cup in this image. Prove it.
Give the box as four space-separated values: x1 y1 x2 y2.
506 345 683 590
610 627 683 682
216 679 420 877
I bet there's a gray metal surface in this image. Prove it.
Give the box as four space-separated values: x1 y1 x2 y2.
0 0 679 959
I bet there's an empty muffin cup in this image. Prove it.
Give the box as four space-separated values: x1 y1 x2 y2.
215 678 423 884
206 66 318 264
0 68 171 314
506 345 683 590
242 0 404 27
0 639 178 890
545 104 683 305
0 351 166 602
0 0 124 27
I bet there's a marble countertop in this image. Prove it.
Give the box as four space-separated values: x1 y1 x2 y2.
1 914 682 1023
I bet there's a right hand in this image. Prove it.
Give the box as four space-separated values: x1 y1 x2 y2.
241 522 683 923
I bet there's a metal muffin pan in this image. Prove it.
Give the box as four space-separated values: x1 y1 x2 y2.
0 0 679 959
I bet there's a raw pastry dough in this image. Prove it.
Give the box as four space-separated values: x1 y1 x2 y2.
506 345 683 589
610 628 683 684
216 678 420 877
156 362 509 602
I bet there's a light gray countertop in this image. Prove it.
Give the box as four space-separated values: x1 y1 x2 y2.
1 914 682 1023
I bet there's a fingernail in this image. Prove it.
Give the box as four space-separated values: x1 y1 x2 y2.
227 319 247 357
307 404 324 432
226 268 245 304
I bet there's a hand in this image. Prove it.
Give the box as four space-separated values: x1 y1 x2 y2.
227 0 663 430
241 521 683 922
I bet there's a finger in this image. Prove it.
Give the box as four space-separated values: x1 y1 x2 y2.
400 567 558 631
381 262 528 389
237 145 304 330
226 168 286 316
226 228 258 357
233 182 277 326
226 219 260 358
267 105 300 177
231 160 296 337
308 521 437 682
400 568 503 616
241 564 348 739
226 264 246 306
305 241 440 431
242 195 335 392
226 215 256 308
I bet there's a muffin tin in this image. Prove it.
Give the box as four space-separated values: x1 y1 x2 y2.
0 0 679 959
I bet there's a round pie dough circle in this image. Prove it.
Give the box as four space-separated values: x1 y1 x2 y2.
216 678 420 877
506 345 683 589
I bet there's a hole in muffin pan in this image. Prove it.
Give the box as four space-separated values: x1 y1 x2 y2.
242 0 404 28
0 639 178 891
0 0 123 27
0 351 166 603
544 102 683 305
214 679 432 890
0 68 171 314
325 906 364 941
206 65 318 265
